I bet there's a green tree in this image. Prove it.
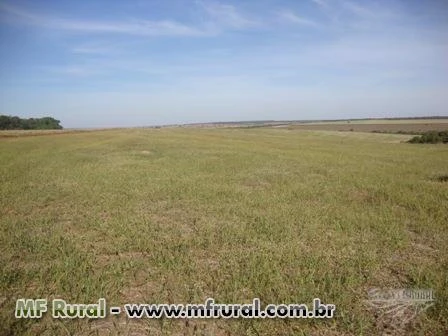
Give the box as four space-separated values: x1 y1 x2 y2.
0 115 63 130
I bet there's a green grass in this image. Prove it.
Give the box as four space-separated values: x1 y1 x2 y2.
1 128 447 335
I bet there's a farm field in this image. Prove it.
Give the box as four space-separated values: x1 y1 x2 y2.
286 120 448 133
1 128 447 335
0 129 110 138
299 119 448 125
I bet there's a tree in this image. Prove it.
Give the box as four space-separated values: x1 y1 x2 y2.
0 115 63 130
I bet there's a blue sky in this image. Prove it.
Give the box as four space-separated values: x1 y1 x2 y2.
0 0 447 128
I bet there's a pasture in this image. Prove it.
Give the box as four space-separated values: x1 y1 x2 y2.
286 119 448 133
1 128 447 335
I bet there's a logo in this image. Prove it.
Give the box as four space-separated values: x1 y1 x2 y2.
365 288 434 332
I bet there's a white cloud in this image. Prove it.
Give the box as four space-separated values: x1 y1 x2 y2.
71 46 112 55
40 65 102 77
278 10 319 27
341 0 402 26
342 1 376 18
57 19 207 36
197 1 259 29
2 0 447 127
0 1 264 37
311 0 330 10
0 3 208 37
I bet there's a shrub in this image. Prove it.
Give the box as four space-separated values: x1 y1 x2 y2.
408 131 448 144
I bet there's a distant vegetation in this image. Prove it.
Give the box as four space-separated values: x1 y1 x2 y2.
408 131 448 144
0 115 63 130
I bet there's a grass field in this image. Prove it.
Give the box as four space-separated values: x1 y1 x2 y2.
300 119 448 125
1 128 447 335
286 120 448 134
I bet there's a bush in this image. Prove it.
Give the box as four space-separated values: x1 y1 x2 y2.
408 131 448 144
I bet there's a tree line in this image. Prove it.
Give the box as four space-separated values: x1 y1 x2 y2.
0 115 63 130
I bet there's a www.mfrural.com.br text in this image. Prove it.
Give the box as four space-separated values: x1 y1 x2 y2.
15 298 336 319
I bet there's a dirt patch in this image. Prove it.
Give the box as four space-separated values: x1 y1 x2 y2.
348 189 372 202
241 178 271 190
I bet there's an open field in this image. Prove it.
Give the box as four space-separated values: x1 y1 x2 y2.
286 121 448 134
299 119 448 125
0 129 112 138
182 118 448 133
1 128 447 335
